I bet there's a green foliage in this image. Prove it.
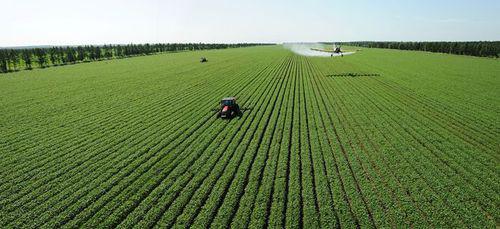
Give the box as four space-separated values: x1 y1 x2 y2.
0 46 498 228
0 43 273 73
337 41 500 57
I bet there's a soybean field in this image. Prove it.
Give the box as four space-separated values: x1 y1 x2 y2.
0 45 498 228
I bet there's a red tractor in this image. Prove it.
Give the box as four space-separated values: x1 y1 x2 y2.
218 97 242 119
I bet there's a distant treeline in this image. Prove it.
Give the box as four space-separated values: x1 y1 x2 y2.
0 43 272 73
336 41 500 58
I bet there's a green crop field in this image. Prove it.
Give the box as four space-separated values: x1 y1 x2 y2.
0 45 498 228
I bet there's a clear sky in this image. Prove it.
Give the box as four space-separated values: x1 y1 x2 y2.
2 0 500 46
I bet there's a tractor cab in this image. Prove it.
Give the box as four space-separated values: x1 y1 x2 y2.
221 98 235 106
218 97 241 119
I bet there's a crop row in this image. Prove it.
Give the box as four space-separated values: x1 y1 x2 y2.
308 56 497 227
0 48 288 227
1 46 497 228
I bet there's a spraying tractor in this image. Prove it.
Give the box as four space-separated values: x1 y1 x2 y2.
217 97 242 119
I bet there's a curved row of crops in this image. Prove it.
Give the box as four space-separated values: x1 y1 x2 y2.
0 45 498 228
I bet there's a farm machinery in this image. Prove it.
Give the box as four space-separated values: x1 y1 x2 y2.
217 97 242 118
332 44 343 57
309 43 344 57
212 97 252 119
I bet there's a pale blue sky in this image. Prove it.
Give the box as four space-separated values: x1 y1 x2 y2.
2 0 499 46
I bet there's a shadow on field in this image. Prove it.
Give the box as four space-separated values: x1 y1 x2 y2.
326 72 380 77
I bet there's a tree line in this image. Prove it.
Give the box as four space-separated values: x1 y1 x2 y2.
336 41 500 58
0 43 271 73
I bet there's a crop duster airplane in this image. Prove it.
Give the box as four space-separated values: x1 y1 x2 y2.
310 43 343 57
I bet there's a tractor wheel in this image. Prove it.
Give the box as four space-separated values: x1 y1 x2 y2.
234 104 241 115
